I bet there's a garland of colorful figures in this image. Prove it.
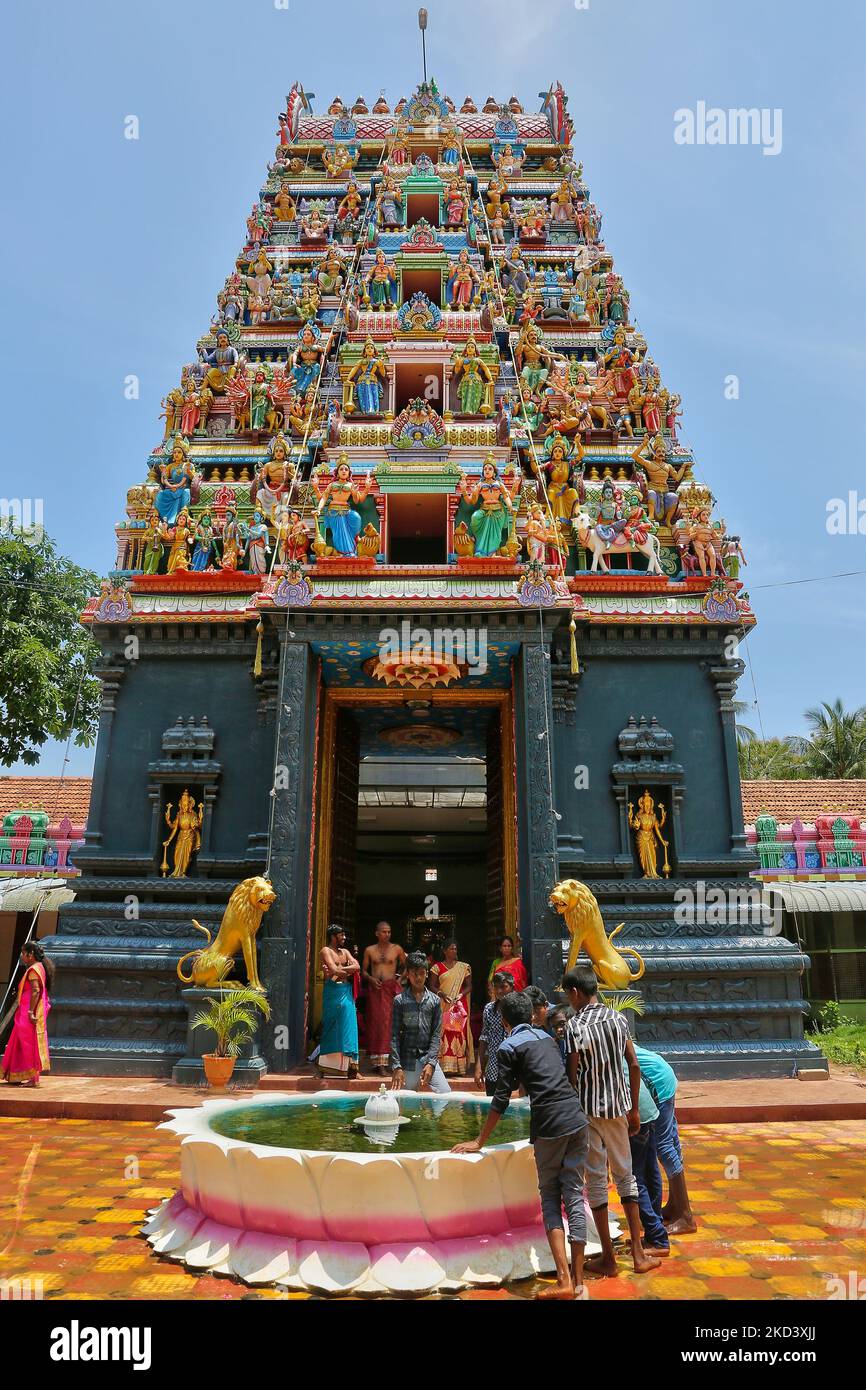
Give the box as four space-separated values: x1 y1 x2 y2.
263 141 389 880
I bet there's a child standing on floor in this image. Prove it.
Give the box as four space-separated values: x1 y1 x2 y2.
476 971 514 1096
634 1043 697 1234
624 1056 670 1257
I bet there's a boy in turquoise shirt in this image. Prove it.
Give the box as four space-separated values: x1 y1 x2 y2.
634 1044 696 1235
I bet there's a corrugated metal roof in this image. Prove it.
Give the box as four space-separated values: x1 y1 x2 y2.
764 882 866 913
0 880 76 912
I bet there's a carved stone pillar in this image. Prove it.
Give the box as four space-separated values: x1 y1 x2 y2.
261 637 319 1068
708 658 752 859
515 640 562 998
81 660 126 851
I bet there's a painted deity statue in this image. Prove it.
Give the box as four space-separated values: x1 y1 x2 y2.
571 364 610 430
485 173 510 220
316 456 373 556
322 143 357 178
163 509 193 574
493 143 526 179
450 338 494 415
459 457 515 558
722 534 747 580
277 508 309 566
190 513 216 571
200 331 239 394
244 510 271 574
249 370 278 433
337 180 363 223
316 245 345 296
156 435 197 526
601 327 637 399
631 435 690 526
448 249 479 308
593 479 628 544
444 177 469 227
540 438 578 524
253 432 295 520
220 510 242 570
687 508 719 577
141 508 163 575
629 790 670 879
273 182 297 223
376 174 403 228
290 324 326 394
364 249 397 308
440 127 462 167
525 504 557 565
551 179 576 222
346 337 388 415
161 790 204 879
515 320 553 393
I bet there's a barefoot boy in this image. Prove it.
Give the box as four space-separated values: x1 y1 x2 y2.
453 991 590 1300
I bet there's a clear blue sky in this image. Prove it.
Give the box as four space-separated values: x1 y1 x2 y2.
3 0 864 776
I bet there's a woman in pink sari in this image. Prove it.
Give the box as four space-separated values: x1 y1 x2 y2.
430 940 474 1077
2 942 53 1086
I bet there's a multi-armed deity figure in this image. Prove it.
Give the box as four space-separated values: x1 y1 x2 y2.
161 790 204 879
628 790 670 879
631 435 690 527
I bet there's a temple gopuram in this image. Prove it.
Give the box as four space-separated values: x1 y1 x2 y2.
45 80 823 1078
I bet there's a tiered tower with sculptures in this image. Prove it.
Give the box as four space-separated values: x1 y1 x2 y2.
46 80 822 1078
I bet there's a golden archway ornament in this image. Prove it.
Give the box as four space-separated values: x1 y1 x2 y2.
550 879 645 988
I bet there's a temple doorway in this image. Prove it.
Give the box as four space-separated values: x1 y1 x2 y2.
309 688 518 1036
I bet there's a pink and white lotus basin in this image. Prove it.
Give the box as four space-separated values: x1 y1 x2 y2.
143 1091 613 1295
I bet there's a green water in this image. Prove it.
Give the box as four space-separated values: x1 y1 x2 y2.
209 1094 531 1153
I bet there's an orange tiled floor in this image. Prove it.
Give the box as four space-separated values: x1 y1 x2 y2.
0 1118 863 1300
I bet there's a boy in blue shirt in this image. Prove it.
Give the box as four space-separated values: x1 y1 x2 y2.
623 1057 669 1255
634 1044 697 1234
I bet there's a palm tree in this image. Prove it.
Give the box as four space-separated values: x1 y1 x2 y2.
733 699 757 748
789 700 866 779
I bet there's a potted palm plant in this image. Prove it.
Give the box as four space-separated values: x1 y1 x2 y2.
191 987 271 1089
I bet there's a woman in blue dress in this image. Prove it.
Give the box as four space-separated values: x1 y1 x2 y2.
318 925 360 1079
316 457 372 555
156 435 196 526
190 512 215 571
346 337 387 415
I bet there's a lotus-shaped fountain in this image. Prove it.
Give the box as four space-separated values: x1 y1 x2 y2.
142 1090 615 1296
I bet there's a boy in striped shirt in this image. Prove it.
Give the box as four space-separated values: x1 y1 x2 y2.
563 965 661 1278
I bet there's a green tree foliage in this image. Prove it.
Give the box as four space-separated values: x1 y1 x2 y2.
790 699 866 779
0 529 101 766
738 737 810 781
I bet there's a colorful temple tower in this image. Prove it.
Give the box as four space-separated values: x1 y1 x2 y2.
46 80 822 1078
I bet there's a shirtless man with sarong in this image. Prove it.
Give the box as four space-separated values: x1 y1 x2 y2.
362 923 406 1076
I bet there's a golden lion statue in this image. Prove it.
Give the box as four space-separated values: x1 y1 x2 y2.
549 878 645 989
176 876 276 992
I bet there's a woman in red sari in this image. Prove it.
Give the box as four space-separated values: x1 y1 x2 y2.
2 942 53 1086
486 935 528 998
430 940 474 1077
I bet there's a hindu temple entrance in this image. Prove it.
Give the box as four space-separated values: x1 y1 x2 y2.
309 688 518 1033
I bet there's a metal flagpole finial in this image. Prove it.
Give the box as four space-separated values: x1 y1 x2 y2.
418 8 428 82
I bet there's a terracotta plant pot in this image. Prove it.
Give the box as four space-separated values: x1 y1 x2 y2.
202 1053 235 1088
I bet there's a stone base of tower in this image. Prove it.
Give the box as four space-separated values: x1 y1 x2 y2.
576 878 826 1079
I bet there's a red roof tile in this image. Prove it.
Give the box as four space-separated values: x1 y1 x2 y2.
0 777 91 825
742 780 866 825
